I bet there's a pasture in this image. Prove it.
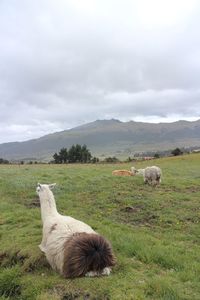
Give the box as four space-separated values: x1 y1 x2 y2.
1 154 200 300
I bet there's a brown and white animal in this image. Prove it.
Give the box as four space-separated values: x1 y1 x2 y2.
36 183 115 278
112 169 136 176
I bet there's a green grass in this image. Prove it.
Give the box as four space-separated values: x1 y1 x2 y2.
1 154 200 299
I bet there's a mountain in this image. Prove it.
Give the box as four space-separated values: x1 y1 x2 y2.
0 118 200 161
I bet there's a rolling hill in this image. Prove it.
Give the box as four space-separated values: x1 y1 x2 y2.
0 119 200 161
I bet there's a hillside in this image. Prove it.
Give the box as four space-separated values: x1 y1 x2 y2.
0 119 200 161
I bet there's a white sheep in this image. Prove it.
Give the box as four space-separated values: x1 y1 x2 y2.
143 166 162 185
131 166 162 185
36 183 115 278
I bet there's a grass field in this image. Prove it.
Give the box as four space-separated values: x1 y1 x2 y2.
1 154 200 300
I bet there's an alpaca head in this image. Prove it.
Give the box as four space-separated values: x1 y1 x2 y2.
131 167 137 174
36 183 56 195
36 183 57 220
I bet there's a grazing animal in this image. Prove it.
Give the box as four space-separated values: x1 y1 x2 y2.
36 183 115 278
131 167 145 176
137 169 145 176
112 169 136 176
131 166 162 185
143 166 162 185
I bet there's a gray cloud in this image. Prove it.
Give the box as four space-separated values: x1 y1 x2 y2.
0 0 200 143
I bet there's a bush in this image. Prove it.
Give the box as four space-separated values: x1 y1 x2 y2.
104 156 119 163
91 157 99 163
0 158 9 164
171 148 183 156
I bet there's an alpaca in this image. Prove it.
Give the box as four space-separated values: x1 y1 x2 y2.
36 183 115 278
143 166 162 185
112 169 135 176
131 166 162 185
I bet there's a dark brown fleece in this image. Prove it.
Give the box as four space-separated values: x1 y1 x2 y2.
62 232 116 278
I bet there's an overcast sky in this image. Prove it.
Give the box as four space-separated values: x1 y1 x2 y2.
1 0 200 143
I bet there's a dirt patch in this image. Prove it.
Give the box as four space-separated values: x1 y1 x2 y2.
22 254 50 272
61 291 109 300
52 288 91 300
162 187 182 193
0 250 27 268
163 186 200 193
0 250 50 273
121 206 142 213
25 197 40 208
62 292 82 300
132 214 159 226
49 285 110 300
119 207 159 227
185 186 200 193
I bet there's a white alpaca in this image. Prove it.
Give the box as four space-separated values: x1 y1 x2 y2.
143 166 162 185
131 166 162 185
36 183 115 278
131 167 145 176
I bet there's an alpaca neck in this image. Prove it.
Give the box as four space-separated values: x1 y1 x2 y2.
39 190 59 223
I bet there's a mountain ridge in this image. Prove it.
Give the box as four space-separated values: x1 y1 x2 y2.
0 119 200 161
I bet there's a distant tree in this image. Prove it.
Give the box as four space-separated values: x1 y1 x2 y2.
68 145 76 163
80 144 92 163
52 144 92 163
104 156 119 163
126 156 135 162
59 148 68 163
0 158 9 164
53 152 62 164
91 157 99 163
171 148 183 156
154 153 160 159
75 144 82 162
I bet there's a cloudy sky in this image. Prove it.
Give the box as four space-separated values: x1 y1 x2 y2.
1 0 200 143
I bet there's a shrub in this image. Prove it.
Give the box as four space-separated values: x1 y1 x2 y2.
104 156 119 163
171 148 183 156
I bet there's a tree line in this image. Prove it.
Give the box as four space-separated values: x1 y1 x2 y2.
52 144 99 163
0 146 189 165
0 158 9 164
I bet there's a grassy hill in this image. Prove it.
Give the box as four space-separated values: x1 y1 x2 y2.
0 119 200 161
1 153 200 299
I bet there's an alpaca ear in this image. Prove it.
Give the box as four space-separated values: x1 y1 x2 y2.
37 183 42 189
36 183 42 193
49 183 56 190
